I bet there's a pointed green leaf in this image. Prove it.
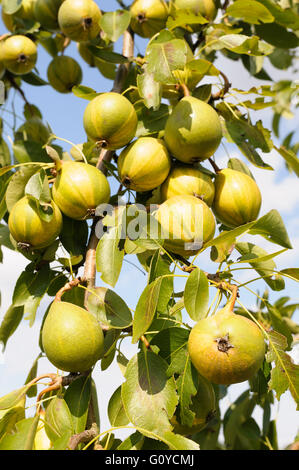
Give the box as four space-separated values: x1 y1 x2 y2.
275 146 299 177
100 10 131 42
24 354 42 398
137 71 162 110
0 400 25 439
266 330 299 408
0 416 39 450
0 386 30 410
108 386 129 427
235 243 285 291
176 358 198 427
167 9 208 30
227 0 274 25
121 350 178 435
44 396 73 444
132 277 163 343
5 165 41 212
87 287 132 329
0 305 24 350
64 375 91 435
184 268 209 321
249 210 292 249
72 85 99 101
149 251 174 313
150 327 190 376
161 431 199 450
280 268 299 282
96 226 124 287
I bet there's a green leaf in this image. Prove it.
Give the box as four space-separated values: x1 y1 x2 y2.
160 431 199 450
0 305 24 350
21 72 48 86
2 0 22 15
275 146 299 177
248 210 292 249
192 84 212 102
255 0 299 30
0 400 25 439
269 49 293 70
12 141 51 164
132 277 163 343
108 386 129 427
167 9 208 30
88 46 128 64
266 331 299 408
0 416 39 450
24 354 41 398
150 327 190 376
136 103 170 137
25 168 51 205
149 251 174 313
176 358 198 427
146 36 191 84
72 85 99 101
227 158 254 179
219 107 274 169
265 302 293 349
121 350 178 436
0 138 11 168
86 287 132 329
280 268 299 282
100 10 131 42
235 242 285 291
12 265 54 326
185 58 219 77
59 215 88 257
64 376 91 435
44 396 73 445
223 391 256 449
212 34 274 56
0 385 30 410
184 268 209 321
137 71 162 110
227 0 274 25
204 221 256 250
117 431 144 450
255 22 299 49
5 165 41 212
96 225 124 288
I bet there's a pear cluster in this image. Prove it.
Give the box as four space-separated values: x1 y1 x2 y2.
1 0 264 379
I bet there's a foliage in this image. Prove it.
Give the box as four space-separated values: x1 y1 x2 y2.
0 0 298 451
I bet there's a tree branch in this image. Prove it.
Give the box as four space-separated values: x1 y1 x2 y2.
210 71 231 101
82 28 135 307
68 423 99 450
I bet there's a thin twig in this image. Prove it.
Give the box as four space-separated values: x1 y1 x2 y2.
54 277 83 302
208 157 221 173
7 74 34 114
211 71 231 101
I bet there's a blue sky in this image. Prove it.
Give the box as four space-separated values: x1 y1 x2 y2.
0 0 298 448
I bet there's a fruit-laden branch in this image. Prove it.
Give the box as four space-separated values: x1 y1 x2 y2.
82 28 135 307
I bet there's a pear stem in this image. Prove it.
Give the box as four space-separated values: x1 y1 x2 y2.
179 83 191 97
54 277 83 302
208 158 221 173
227 284 239 312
